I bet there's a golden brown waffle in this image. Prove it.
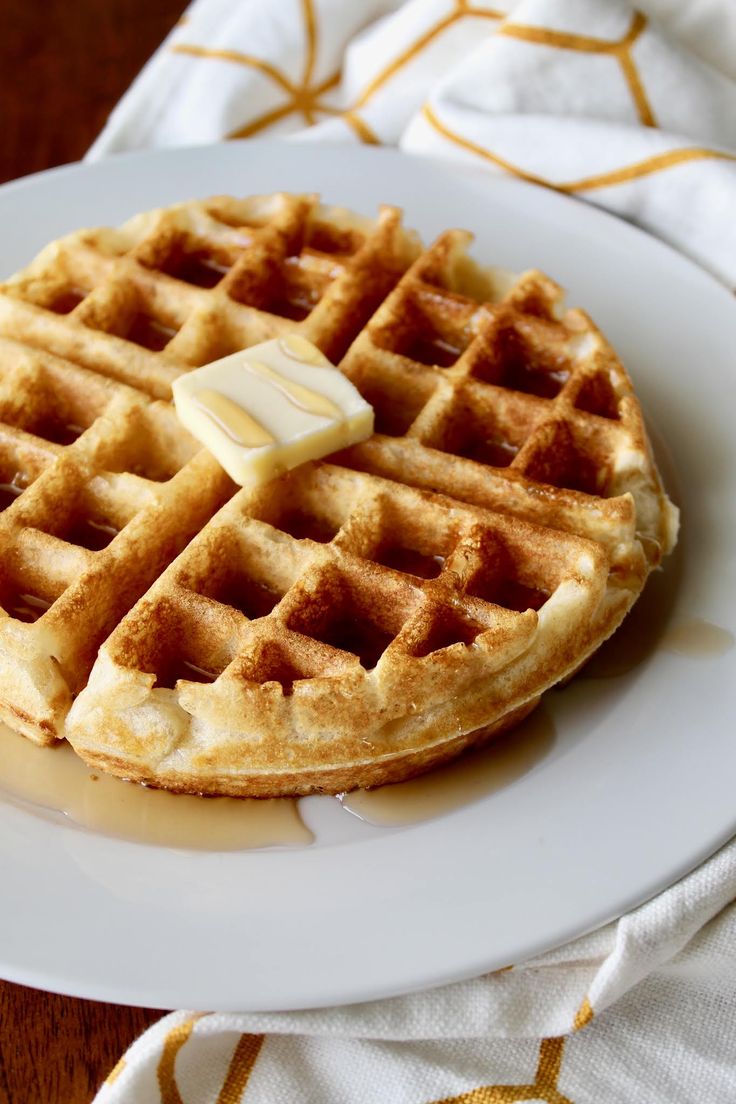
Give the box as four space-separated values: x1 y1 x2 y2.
0 194 677 796
338 229 676 554
0 361 232 741
0 194 419 744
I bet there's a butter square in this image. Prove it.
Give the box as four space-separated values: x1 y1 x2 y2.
172 336 374 487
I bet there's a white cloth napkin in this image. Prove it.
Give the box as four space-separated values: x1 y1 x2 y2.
88 1 736 1100
88 0 736 282
95 842 736 1102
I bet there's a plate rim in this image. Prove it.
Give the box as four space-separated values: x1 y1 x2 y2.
0 139 734 1012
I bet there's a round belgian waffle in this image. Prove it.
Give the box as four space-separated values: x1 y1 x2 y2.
0 193 677 795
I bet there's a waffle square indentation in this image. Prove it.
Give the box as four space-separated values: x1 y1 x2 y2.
46 287 90 315
430 395 528 469
574 373 620 420
472 323 570 398
520 421 610 497
228 254 333 322
350 361 435 438
0 559 67 624
306 221 364 257
163 249 231 290
115 596 236 690
31 488 130 553
195 567 287 622
102 406 200 483
125 312 180 352
287 572 409 670
0 458 32 512
247 474 352 545
411 609 486 657
0 376 106 449
371 290 472 369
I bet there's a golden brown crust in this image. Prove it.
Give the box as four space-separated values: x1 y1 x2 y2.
0 194 678 795
77 697 544 797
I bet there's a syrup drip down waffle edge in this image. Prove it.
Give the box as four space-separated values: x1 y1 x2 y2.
0 192 678 796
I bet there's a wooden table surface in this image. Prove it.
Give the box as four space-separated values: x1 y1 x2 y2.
1 3 186 1100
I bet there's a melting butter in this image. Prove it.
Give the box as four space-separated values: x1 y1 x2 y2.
173 336 373 487
0 724 313 851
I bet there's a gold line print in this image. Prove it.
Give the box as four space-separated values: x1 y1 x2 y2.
157 1014 207 1104
559 145 736 190
227 70 341 140
498 11 655 127
343 110 381 144
314 101 380 143
174 6 335 131
619 49 654 127
428 1037 573 1103
301 0 317 91
174 0 337 138
292 69 342 126
103 1056 126 1086
573 996 594 1032
498 16 632 52
353 9 461 109
172 44 297 96
354 0 505 110
229 101 302 141
456 0 505 12
422 103 736 192
422 104 551 187
459 4 505 18
215 1034 265 1104
174 0 505 144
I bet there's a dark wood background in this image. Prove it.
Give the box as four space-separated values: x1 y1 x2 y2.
0 3 186 1100
0 0 187 185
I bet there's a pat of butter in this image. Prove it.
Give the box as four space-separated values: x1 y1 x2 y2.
172 335 374 486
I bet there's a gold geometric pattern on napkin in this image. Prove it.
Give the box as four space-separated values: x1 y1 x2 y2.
172 0 342 139
215 1035 265 1104
169 0 736 197
348 0 504 116
150 1021 573 1104
428 1038 572 1104
157 1013 207 1104
421 101 736 192
154 1018 263 1104
103 1054 127 1087
498 10 655 127
170 0 505 144
572 997 594 1032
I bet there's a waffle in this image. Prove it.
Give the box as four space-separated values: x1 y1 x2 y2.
0 194 677 796
0 194 419 744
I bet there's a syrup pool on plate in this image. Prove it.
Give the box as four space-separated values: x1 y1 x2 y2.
0 705 556 848
0 723 312 850
340 704 555 826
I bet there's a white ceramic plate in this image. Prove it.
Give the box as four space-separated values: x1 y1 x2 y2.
0 142 734 1012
